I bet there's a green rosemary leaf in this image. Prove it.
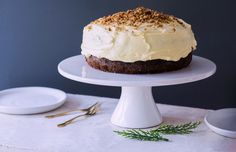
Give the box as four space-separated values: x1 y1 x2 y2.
114 130 169 141
152 121 201 134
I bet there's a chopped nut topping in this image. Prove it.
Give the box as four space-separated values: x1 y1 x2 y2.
87 26 92 30
92 7 185 28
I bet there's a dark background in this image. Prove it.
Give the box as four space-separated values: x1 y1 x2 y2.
0 0 235 109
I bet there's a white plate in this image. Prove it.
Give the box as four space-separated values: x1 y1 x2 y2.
0 87 66 114
205 108 236 138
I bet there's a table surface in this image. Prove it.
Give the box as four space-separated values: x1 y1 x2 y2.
0 94 235 152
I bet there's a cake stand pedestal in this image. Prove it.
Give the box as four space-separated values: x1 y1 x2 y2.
58 55 216 128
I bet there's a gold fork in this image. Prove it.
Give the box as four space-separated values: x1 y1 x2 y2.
45 102 99 119
57 103 100 128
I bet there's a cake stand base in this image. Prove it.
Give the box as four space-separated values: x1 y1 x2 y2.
111 86 162 128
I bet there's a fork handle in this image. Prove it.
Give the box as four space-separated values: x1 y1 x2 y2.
57 113 89 127
45 109 85 119
45 112 72 118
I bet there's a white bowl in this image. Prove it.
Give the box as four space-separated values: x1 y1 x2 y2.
205 108 236 138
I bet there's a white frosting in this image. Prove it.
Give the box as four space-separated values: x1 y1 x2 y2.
81 19 197 62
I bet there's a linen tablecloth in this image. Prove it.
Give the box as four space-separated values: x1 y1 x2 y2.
0 94 235 152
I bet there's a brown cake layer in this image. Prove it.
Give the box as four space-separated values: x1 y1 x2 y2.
85 53 192 74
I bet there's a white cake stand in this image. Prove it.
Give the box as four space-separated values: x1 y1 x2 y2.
58 55 216 128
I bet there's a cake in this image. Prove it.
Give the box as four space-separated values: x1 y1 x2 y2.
81 7 197 74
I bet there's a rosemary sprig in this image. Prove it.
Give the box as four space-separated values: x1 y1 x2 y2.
114 129 169 141
114 121 201 141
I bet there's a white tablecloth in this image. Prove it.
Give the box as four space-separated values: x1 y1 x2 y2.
0 94 235 152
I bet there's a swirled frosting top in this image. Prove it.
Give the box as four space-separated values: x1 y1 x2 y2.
81 7 197 62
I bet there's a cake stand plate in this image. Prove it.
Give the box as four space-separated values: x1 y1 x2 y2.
58 55 216 128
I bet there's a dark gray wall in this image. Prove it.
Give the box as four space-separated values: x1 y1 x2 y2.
0 0 235 109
